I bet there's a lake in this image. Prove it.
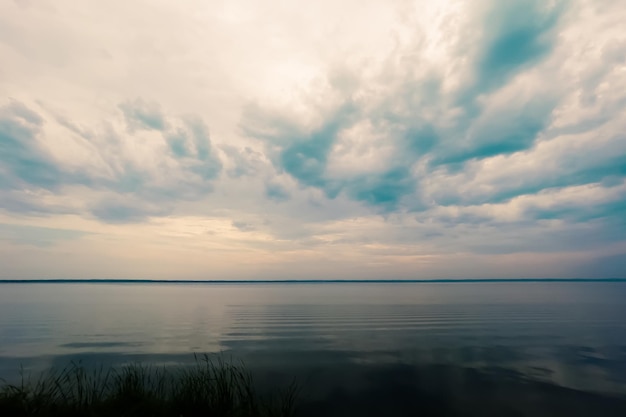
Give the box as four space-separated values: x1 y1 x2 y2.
1 281 626 416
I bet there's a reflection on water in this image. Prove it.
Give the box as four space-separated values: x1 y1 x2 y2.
1 282 626 414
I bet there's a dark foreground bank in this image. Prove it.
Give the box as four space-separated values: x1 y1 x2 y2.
2 356 626 417
0 355 298 417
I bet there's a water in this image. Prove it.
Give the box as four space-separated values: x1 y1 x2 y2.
1 282 626 415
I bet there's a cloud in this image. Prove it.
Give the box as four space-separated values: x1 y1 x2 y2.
464 0 563 100
0 101 62 190
265 182 290 202
90 199 169 224
0 99 223 221
240 0 624 220
221 145 266 178
232 221 255 232
238 0 575 212
0 0 624 279
434 91 558 165
119 98 167 131
275 103 356 190
0 223 89 247
524 187 626 225
345 167 415 208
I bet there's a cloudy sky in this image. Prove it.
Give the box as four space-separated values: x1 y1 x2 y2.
1 0 625 280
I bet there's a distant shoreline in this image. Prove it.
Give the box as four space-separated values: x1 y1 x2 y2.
0 278 625 284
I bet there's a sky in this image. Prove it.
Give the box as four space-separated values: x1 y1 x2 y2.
0 0 625 280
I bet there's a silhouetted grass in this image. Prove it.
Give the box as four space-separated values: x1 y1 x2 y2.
0 354 299 417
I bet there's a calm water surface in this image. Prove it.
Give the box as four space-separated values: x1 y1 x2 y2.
1 282 626 414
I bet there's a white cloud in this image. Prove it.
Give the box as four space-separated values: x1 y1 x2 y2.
0 0 625 279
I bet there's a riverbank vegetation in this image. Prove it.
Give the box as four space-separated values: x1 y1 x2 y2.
0 355 298 417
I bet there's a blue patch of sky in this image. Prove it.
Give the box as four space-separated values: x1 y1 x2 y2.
472 1 562 96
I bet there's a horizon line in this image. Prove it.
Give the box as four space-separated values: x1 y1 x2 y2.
0 278 625 284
